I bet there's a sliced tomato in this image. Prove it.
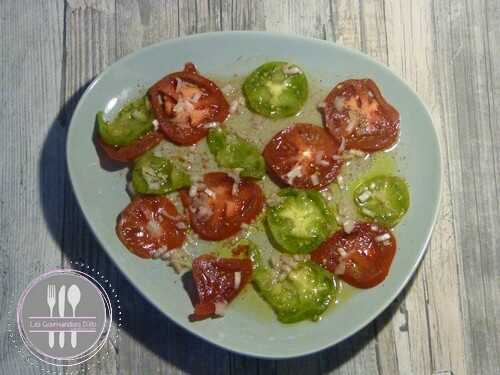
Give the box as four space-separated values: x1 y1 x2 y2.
263 123 343 189
191 254 253 320
148 62 230 145
116 196 186 258
98 131 163 163
311 222 396 288
179 172 264 241
323 79 399 152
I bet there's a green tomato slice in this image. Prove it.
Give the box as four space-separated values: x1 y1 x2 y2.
242 61 308 119
354 175 410 227
131 151 191 195
251 251 336 324
267 189 334 254
97 96 154 146
206 128 266 179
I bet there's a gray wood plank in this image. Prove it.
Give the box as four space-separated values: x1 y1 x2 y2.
432 0 500 374
383 2 468 374
0 0 65 374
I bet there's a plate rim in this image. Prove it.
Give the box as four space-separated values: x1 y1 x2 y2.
66 30 443 359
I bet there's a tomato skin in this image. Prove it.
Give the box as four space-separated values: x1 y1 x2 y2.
179 172 264 241
191 254 253 320
354 175 410 227
266 189 334 254
207 127 266 179
263 123 343 189
324 79 399 152
116 195 186 258
148 63 230 146
97 131 163 163
311 222 396 288
252 259 336 323
97 96 154 147
131 151 191 195
242 61 308 119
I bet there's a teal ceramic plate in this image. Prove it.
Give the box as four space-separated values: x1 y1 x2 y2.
67 32 441 358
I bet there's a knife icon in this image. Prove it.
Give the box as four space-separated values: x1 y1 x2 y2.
58 285 66 348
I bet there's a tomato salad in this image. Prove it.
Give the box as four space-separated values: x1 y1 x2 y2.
95 61 409 323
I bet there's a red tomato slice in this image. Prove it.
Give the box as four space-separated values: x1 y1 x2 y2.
263 123 343 189
179 172 264 241
148 62 230 146
191 254 252 320
323 79 399 152
97 131 163 163
311 222 396 288
116 196 187 258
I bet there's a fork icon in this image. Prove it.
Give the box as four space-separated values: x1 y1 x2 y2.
46 284 56 348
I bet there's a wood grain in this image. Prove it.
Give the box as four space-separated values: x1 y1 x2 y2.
0 0 499 374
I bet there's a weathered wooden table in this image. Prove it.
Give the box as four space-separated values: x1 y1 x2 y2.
1 1 499 374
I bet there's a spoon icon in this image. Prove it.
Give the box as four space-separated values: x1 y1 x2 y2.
67 285 81 348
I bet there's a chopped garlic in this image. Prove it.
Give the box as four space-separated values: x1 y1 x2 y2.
196 205 213 220
152 246 169 259
334 261 346 275
175 77 184 92
191 92 201 103
222 84 235 95
160 249 173 260
337 248 348 258
234 272 241 289
280 255 297 268
348 149 366 158
270 254 281 268
285 164 303 184
214 301 227 316
343 220 356 234
173 98 194 113
175 221 187 230
189 183 204 197
346 110 360 134
282 64 302 75
229 100 239 114
152 119 159 131
228 169 242 196
334 96 345 111
204 188 216 198
357 190 372 203
311 174 320 186
203 121 220 129
232 182 240 196
146 219 163 238
281 264 292 274
142 166 163 190
338 136 346 154
375 233 391 242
